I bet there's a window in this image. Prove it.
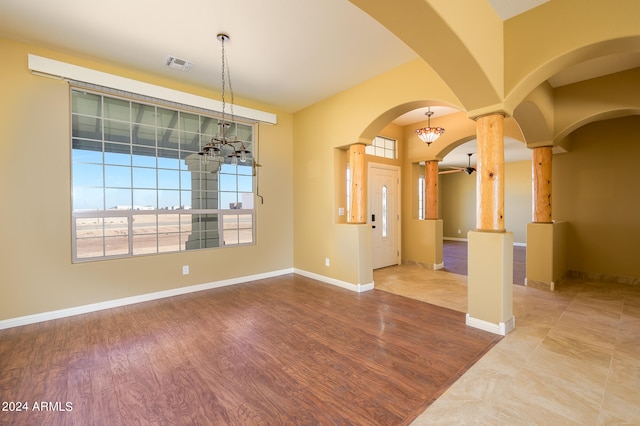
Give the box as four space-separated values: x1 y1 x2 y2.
418 175 425 220
346 164 352 222
71 89 255 261
365 136 396 159
381 185 388 237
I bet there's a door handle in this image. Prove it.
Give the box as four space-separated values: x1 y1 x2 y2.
371 214 375 221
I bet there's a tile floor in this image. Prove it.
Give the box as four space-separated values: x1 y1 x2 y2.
374 265 640 425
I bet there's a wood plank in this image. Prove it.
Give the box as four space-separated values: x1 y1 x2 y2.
0 274 501 425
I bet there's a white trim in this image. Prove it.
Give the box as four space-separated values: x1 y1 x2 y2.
433 262 444 270
466 314 515 336
0 268 294 330
27 54 277 125
294 268 374 293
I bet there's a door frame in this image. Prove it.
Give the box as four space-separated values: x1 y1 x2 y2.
368 162 401 268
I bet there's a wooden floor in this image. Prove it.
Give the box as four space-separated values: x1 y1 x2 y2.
0 274 501 425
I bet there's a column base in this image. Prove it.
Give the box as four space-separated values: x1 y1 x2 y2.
467 230 515 335
466 314 515 336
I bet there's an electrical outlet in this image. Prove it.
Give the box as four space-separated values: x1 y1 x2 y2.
458 229 461 234
182 265 190 275
325 258 330 267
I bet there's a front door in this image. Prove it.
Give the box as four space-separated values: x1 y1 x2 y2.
369 164 400 269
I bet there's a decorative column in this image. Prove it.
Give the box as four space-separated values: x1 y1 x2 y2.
425 160 439 220
476 114 505 231
349 143 366 224
467 113 514 335
526 146 562 291
421 160 443 269
532 146 552 223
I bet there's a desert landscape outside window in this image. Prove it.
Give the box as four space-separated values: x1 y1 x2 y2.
70 89 255 261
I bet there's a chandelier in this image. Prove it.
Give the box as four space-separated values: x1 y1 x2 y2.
415 107 445 146
198 33 251 165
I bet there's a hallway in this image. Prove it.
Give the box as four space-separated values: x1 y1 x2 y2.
374 265 640 424
441 240 526 285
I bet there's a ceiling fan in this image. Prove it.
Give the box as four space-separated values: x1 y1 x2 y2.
439 153 476 175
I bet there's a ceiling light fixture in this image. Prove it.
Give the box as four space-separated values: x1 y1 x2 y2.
198 33 251 165
415 107 445 146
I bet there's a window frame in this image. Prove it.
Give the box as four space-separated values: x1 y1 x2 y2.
365 136 397 159
70 87 256 262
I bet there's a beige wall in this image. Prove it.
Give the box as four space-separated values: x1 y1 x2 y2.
554 116 640 281
0 38 294 321
292 58 460 284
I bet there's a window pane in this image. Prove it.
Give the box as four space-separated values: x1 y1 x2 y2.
158 169 179 189
157 149 180 169
223 214 253 245
105 236 129 256
106 188 132 210
181 132 200 153
200 116 218 136
72 91 101 115
132 146 156 167
132 124 156 147
158 214 180 253
73 139 103 163
133 214 157 255
237 175 253 193
73 187 104 211
180 112 199 133
103 97 130 121
76 237 104 259
73 163 103 187
104 119 130 143
72 115 101 140
104 142 131 165
157 108 179 129
133 103 156 126
219 173 237 191
382 185 388 238
133 167 156 189
105 165 131 188
158 190 180 209
237 164 252 176
133 189 157 209
220 192 238 209
158 128 179 150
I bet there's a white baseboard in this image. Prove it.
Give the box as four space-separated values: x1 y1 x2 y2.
0 268 295 330
294 268 374 293
466 314 515 336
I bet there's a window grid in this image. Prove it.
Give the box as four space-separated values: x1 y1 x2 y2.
71 88 255 262
365 136 397 159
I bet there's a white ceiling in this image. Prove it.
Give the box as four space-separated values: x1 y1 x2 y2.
0 0 550 114
0 0 634 170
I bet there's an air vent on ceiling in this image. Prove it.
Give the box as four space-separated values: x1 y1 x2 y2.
165 56 193 71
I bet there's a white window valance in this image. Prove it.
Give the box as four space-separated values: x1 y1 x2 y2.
28 54 277 125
